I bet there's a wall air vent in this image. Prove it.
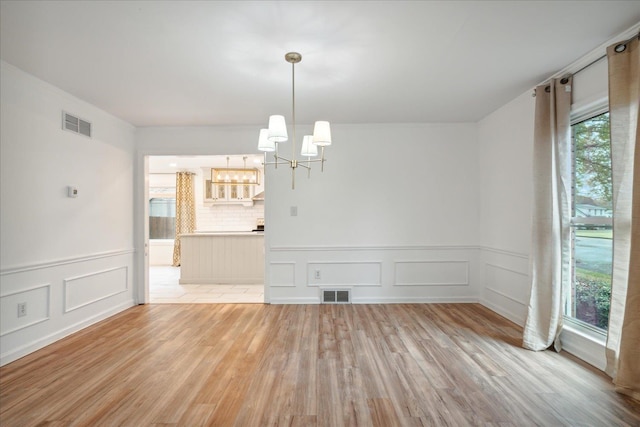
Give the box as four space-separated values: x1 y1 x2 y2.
321 289 351 304
62 112 92 137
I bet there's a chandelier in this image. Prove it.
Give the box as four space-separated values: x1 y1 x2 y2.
257 52 332 189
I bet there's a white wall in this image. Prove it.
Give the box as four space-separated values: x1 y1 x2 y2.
0 61 136 365
267 124 479 247
476 92 534 325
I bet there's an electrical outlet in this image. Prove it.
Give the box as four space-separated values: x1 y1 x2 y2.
17 302 27 318
314 270 321 280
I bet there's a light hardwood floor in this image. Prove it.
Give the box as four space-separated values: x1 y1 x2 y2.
1 303 639 426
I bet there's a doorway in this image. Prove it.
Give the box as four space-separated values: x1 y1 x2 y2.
146 155 265 304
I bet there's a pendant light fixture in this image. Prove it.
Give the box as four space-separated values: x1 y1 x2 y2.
257 52 332 189
211 156 260 185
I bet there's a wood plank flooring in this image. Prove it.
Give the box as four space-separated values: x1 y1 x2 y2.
1 303 639 426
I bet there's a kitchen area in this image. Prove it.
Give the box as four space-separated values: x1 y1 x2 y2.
148 155 265 303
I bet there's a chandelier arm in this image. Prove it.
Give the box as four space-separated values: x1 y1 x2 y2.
264 158 323 166
265 154 293 163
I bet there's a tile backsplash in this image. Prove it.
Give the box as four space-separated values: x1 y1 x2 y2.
196 203 264 232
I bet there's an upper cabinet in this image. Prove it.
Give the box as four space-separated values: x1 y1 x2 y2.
202 167 261 206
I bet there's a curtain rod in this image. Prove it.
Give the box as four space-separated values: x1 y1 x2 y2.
573 32 639 77
533 31 639 96
572 54 606 77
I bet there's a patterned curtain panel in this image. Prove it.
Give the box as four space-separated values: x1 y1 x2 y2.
523 77 573 351
172 172 196 267
605 34 640 401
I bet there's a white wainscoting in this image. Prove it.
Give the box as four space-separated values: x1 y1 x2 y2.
307 261 382 287
64 266 129 313
0 283 51 336
478 246 610 371
479 247 530 326
268 245 480 304
0 249 135 366
394 260 468 286
270 262 296 287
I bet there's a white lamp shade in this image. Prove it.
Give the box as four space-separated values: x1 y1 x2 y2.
312 121 332 146
268 115 288 142
301 135 318 157
257 128 275 152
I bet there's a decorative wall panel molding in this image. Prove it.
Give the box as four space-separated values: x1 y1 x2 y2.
0 283 51 336
1 249 135 276
307 261 382 287
269 262 296 287
394 260 469 286
479 246 529 259
64 266 128 313
479 298 525 327
484 263 528 306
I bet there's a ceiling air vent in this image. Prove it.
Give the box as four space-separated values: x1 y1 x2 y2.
62 111 92 137
322 289 351 304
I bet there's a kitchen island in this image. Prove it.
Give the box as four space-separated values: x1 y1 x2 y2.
179 232 264 284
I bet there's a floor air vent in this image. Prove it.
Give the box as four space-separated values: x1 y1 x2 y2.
62 112 92 137
322 289 351 304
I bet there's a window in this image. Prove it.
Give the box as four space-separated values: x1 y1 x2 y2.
566 111 613 332
149 197 176 239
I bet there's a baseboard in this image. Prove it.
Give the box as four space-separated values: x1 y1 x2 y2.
269 296 479 305
0 299 135 366
269 297 320 304
479 298 525 326
352 296 479 304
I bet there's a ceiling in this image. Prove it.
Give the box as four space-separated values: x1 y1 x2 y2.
1 1 639 127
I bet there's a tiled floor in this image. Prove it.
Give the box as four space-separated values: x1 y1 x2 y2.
149 266 264 303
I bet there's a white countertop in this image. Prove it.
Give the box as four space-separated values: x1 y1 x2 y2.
180 231 264 237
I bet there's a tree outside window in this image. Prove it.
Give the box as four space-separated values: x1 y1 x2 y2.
569 112 612 331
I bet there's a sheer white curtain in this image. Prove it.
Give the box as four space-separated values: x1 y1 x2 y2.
523 77 573 351
605 34 640 401
172 172 196 267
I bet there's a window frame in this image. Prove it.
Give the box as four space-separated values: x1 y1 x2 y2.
148 188 176 240
565 98 612 337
